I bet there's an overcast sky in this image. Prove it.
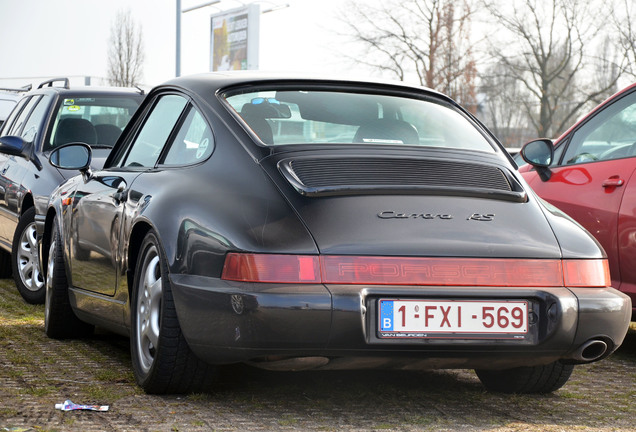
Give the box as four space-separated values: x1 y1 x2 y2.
0 0 360 89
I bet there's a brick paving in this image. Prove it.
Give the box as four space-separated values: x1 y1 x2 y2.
0 279 634 431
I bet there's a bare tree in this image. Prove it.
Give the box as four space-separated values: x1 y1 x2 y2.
613 0 636 80
482 0 625 137
341 0 478 111
589 36 620 104
107 9 145 87
479 62 533 147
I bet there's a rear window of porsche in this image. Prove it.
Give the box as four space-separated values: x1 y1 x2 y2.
223 88 494 152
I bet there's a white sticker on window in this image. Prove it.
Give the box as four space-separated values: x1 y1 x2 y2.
196 138 209 159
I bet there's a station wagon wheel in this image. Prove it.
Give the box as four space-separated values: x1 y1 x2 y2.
130 230 217 394
12 207 45 304
475 361 574 394
44 217 94 339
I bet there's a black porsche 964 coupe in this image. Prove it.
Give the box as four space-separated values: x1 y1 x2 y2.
38 73 631 395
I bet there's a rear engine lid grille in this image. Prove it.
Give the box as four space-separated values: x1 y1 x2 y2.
278 157 527 202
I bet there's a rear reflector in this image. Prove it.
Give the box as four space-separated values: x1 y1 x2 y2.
221 253 610 287
320 256 564 287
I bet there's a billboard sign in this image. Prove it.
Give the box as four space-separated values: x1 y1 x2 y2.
210 4 260 71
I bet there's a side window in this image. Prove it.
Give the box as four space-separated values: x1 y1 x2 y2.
161 108 214 165
7 96 40 137
551 141 566 166
121 94 187 168
561 92 636 165
20 94 52 143
0 97 28 136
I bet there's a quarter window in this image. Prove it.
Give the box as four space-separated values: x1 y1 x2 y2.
161 108 214 165
121 94 188 168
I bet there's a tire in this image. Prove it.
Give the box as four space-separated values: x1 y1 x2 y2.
130 230 217 394
44 218 94 339
475 361 574 394
12 207 45 304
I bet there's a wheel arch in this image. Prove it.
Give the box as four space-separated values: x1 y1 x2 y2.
41 207 57 281
19 193 34 215
126 220 153 303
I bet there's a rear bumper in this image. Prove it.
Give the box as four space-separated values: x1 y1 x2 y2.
170 274 631 369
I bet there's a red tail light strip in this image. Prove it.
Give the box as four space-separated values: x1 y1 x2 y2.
222 253 321 283
562 259 611 287
221 253 610 288
321 256 563 287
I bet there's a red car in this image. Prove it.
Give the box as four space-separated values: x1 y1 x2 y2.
519 83 636 319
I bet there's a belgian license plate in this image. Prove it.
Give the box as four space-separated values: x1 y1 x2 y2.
378 299 528 339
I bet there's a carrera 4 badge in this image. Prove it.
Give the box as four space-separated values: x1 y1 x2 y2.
378 211 495 221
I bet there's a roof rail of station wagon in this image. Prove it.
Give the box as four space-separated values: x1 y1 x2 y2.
37 78 70 89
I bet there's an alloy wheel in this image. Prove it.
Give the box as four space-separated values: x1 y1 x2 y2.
17 222 44 292
135 246 163 374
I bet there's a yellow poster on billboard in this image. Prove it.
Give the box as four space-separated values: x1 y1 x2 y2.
211 5 259 71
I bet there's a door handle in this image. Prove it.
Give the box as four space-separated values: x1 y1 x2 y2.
602 177 625 188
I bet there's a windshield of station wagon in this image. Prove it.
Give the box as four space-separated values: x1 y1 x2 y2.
44 96 141 151
224 89 494 152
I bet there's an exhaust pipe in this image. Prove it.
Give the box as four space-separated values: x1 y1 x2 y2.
572 339 609 362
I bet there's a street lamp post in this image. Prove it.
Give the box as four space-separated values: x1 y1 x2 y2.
176 0 222 77
176 0 181 77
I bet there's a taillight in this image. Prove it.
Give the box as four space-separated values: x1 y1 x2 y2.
562 259 610 287
221 253 610 288
222 253 320 283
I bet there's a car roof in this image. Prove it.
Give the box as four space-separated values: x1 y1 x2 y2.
156 71 452 104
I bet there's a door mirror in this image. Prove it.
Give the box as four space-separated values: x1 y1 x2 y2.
521 138 555 182
49 143 92 171
0 136 28 157
521 139 554 167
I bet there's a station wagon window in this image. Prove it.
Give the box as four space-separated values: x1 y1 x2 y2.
20 94 52 143
0 97 28 136
121 94 188 168
223 89 494 152
161 107 214 165
6 95 41 137
561 91 636 165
